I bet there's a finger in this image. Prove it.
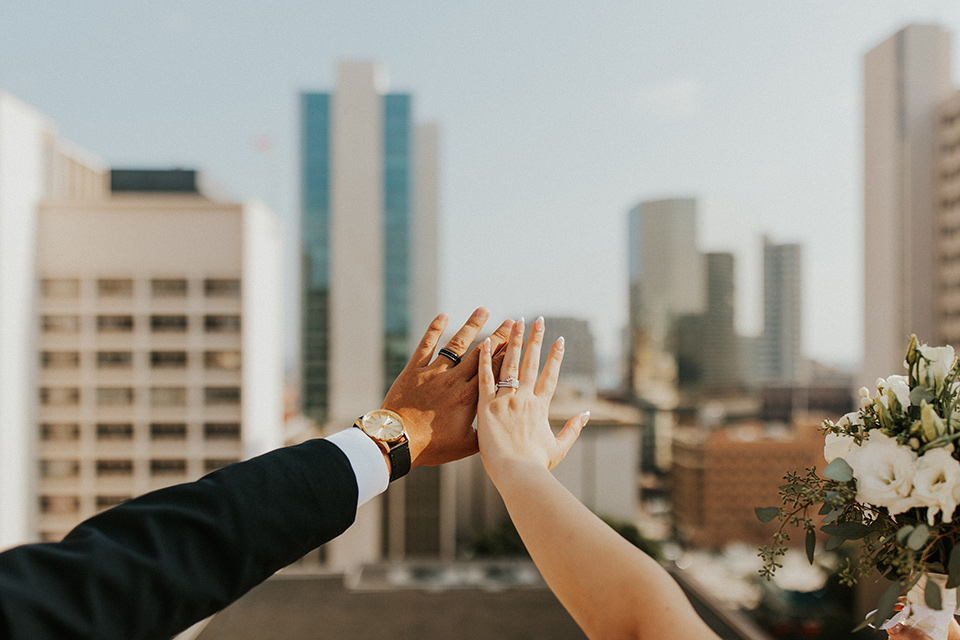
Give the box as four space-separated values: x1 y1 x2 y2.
408 314 450 368
552 412 590 469
462 318 514 378
886 624 929 639
477 338 497 403
434 308 489 369
497 317 525 391
491 348 506 381
519 316 545 390
535 336 565 398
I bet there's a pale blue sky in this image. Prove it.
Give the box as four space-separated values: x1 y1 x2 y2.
3 1 960 379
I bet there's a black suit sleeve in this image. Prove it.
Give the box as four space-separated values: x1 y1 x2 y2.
0 438 359 640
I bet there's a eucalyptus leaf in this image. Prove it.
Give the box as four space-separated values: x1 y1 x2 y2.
825 535 844 551
911 385 936 405
822 509 840 524
755 507 779 523
896 525 915 544
822 458 853 482
821 522 872 540
925 577 943 610
875 582 902 628
907 524 930 551
818 502 832 515
805 530 816 565
947 546 960 588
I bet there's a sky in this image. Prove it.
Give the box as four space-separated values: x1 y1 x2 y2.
3 0 960 381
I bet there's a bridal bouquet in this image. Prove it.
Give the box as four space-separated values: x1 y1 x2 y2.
757 336 960 637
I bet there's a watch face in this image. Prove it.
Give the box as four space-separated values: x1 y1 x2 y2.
360 411 405 442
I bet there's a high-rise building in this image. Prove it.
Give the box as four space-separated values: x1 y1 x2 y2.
0 94 107 549
936 91 960 348
539 316 597 397
701 252 741 390
759 237 802 383
33 168 284 542
626 198 703 398
863 25 953 382
300 62 440 568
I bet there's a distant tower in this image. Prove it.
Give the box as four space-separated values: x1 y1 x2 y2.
759 237 802 383
863 25 953 381
701 252 741 390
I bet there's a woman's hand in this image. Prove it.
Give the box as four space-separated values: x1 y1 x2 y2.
476 316 589 483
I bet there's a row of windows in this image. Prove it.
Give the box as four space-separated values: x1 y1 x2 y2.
41 314 241 334
41 350 241 370
41 278 240 299
39 495 133 514
40 387 241 407
40 422 240 441
39 457 238 479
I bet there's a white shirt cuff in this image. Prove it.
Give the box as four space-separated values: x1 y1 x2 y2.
325 427 389 508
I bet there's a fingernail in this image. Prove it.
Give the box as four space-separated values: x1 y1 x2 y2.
483 337 491 353
535 316 544 330
581 411 591 427
474 307 488 318
557 336 565 350
889 623 903 634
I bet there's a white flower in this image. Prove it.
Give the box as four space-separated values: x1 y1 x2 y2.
846 431 917 515
837 411 863 428
911 448 960 525
919 344 956 392
921 401 947 443
824 432 857 462
885 375 911 409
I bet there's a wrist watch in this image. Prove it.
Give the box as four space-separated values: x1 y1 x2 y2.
354 409 411 482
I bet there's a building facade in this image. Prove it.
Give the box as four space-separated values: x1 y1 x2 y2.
759 238 802 383
863 24 954 383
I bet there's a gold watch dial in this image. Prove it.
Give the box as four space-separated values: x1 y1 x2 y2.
360 410 405 442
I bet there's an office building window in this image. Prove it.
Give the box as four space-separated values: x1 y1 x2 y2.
41 315 80 333
97 315 134 332
40 278 80 298
96 460 133 476
150 315 187 332
40 388 80 406
96 495 131 510
204 459 238 473
204 279 240 297
40 351 80 369
40 423 80 441
97 279 133 297
204 350 241 370
97 351 133 368
204 315 241 332
204 422 241 440
150 423 187 440
39 495 80 514
96 423 134 440
150 351 188 368
151 279 188 297
150 459 187 475
96 387 134 406
40 459 80 478
204 387 240 405
151 387 187 407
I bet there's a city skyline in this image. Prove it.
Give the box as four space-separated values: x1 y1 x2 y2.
8 2 960 375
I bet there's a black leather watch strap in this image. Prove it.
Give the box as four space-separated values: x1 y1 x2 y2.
387 439 411 482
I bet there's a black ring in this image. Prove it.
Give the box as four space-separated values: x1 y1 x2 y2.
438 347 462 366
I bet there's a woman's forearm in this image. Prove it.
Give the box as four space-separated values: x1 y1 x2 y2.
490 461 719 640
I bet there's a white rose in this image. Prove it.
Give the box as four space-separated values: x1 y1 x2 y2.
912 448 960 525
847 431 917 515
919 344 956 391
824 432 857 462
885 375 911 409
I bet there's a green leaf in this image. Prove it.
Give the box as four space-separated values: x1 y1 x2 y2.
947 545 960 588
926 576 943 610
805 530 816 564
821 522 872 540
875 582 902 628
822 509 840 524
818 502 832 515
896 524 915 543
825 535 844 551
822 458 853 482
911 385 936 405
755 507 779 523
907 524 930 551
853 614 874 633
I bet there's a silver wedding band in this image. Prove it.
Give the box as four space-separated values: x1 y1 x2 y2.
496 376 519 390
438 347 462 366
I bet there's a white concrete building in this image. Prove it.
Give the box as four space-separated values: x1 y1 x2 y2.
33 169 283 541
863 25 954 383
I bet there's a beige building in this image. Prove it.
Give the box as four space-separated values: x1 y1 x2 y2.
863 24 954 382
33 169 283 541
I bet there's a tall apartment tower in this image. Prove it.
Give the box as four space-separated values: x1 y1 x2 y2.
0 94 107 549
300 63 441 568
34 169 283 542
626 198 704 398
701 252 741 390
935 91 960 347
863 25 953 381
759 237 803 383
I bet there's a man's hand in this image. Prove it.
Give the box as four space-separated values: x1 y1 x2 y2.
382 308 513 468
